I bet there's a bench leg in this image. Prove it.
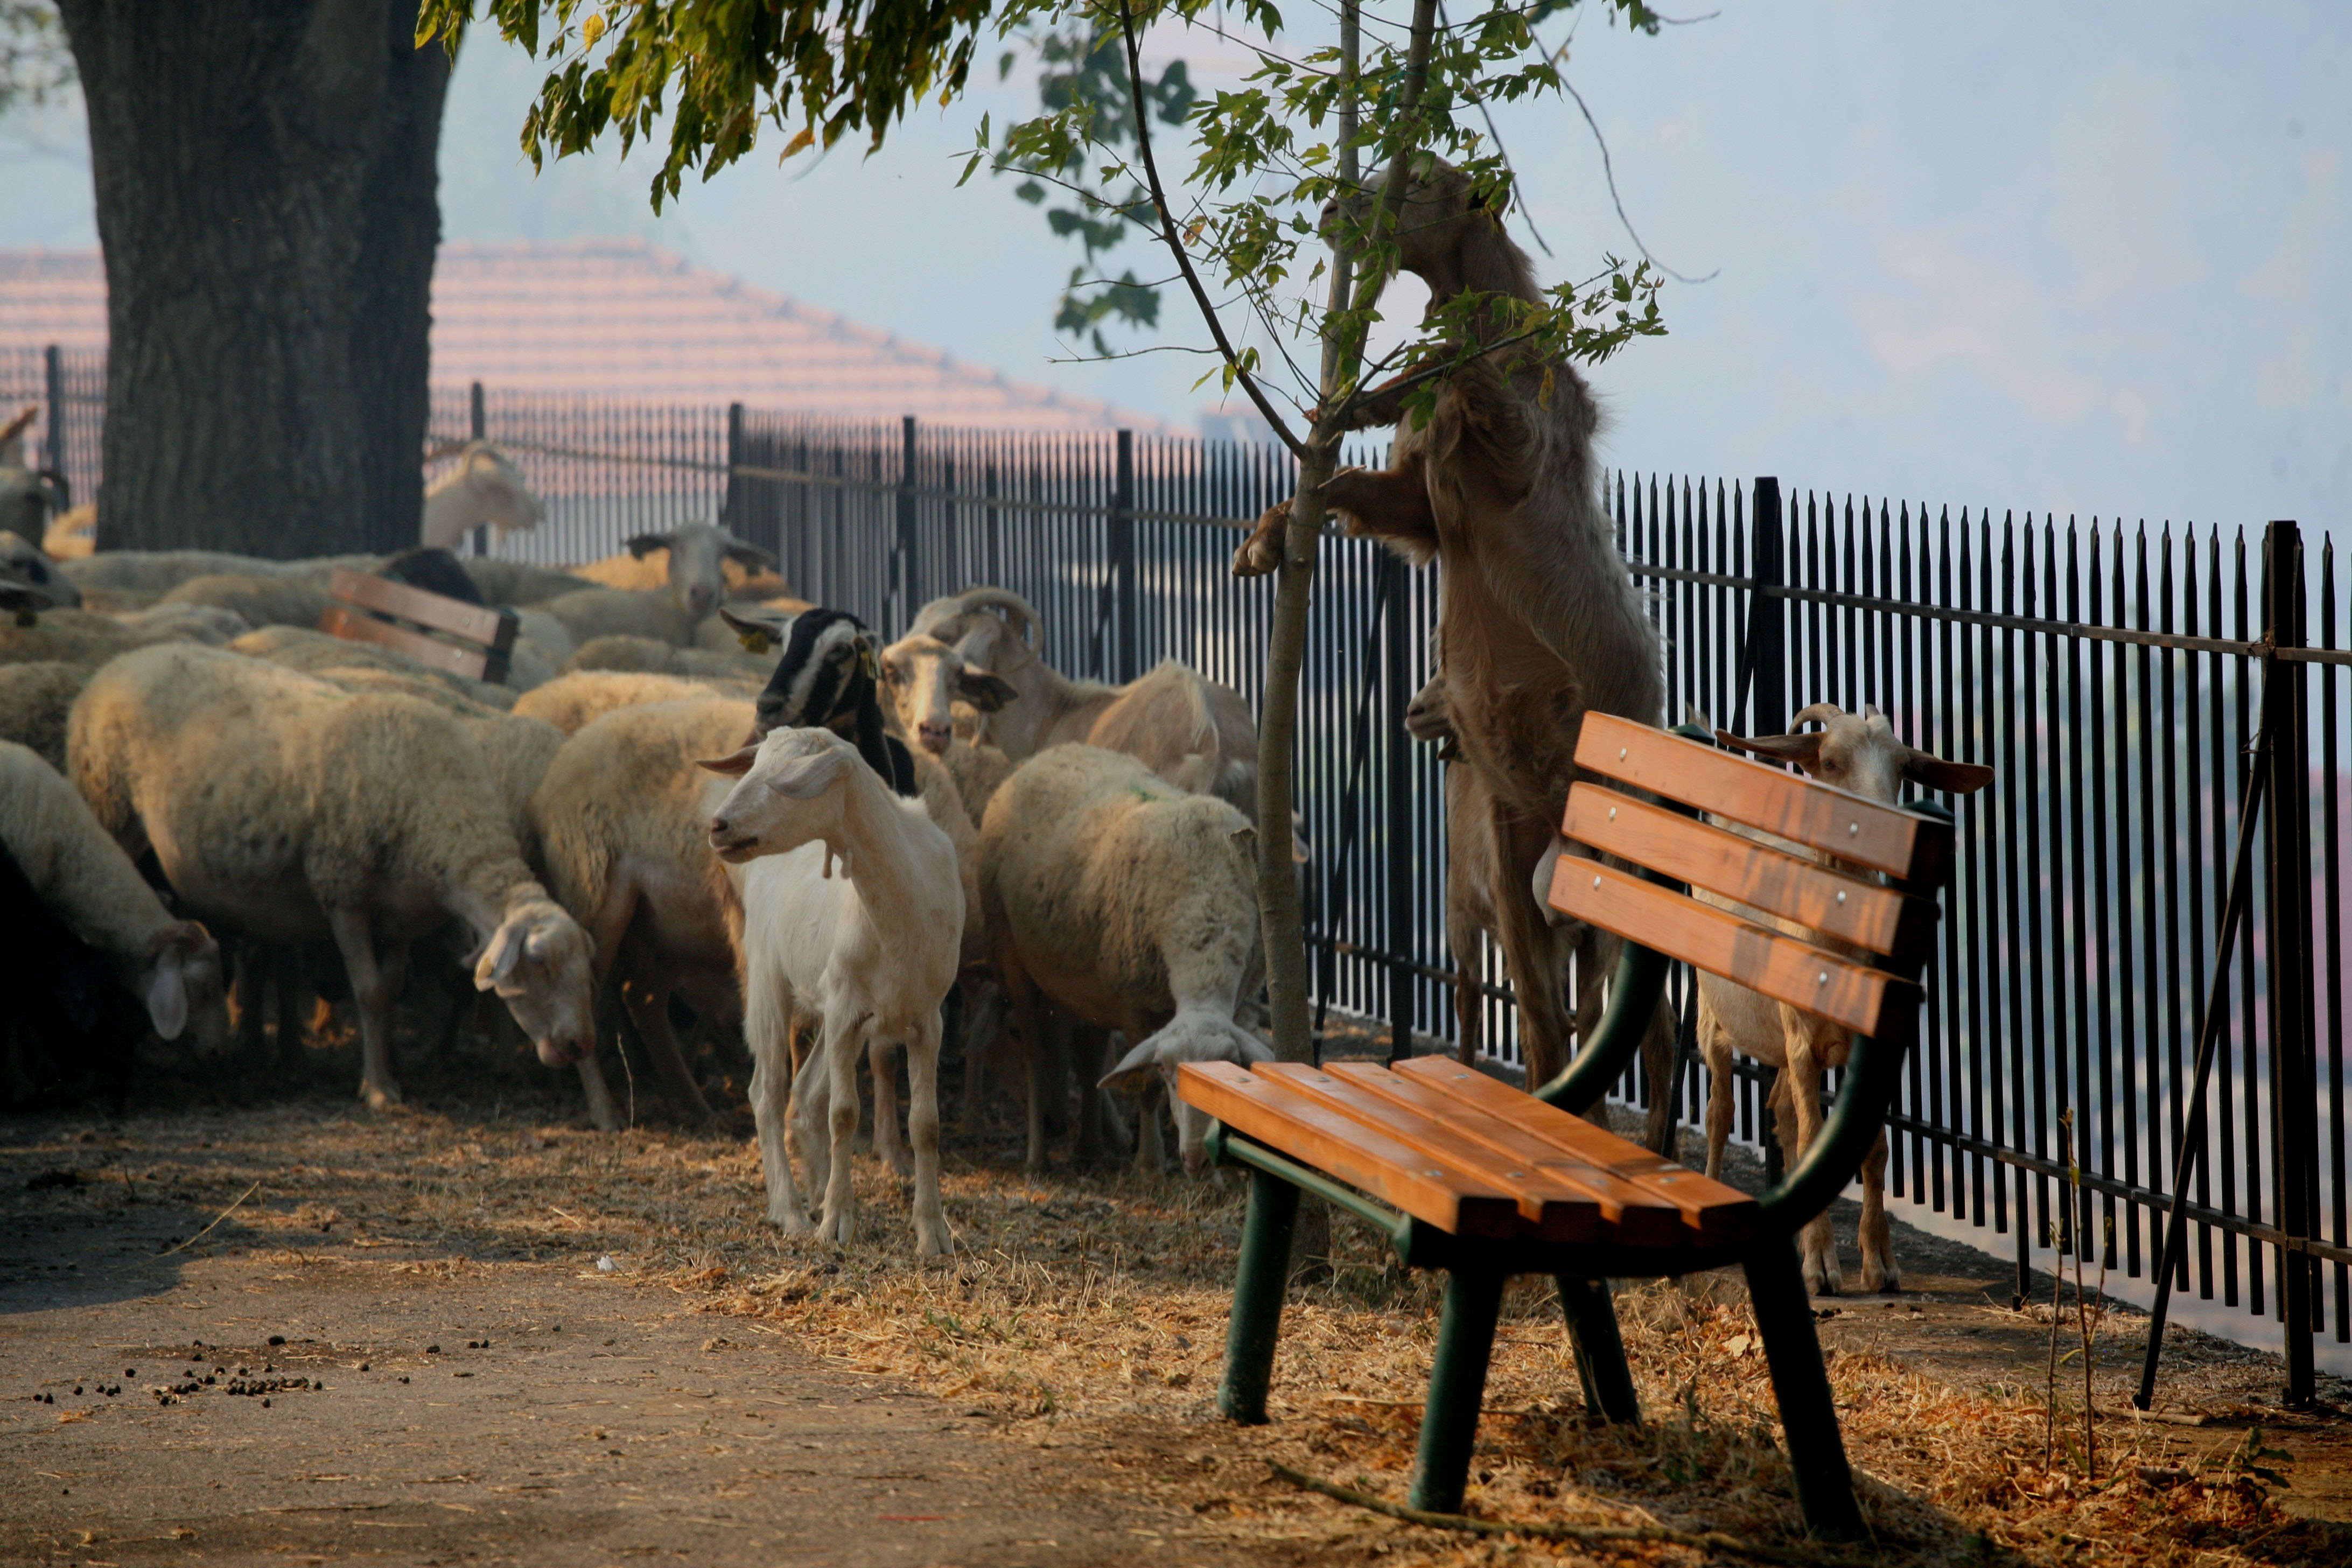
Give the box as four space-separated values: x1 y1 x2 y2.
1217 1167 1299 1424
1410 1265 1506 1513
1557 1276 1641 1424
1743 1239 1865 1540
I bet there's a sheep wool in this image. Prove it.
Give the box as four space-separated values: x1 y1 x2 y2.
513 670 738 736
0 661 90 769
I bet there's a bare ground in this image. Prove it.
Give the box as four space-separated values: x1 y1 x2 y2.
3 1046 2349 1568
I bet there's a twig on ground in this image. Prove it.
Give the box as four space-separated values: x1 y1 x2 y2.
1268 1462 1874 1566
156 1178 262 1257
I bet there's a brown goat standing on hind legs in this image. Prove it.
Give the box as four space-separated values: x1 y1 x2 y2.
1234 158 1677 1144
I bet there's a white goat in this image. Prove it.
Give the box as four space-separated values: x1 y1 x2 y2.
420 442 544 549
1696 702 1992 1294
701 727 962 1254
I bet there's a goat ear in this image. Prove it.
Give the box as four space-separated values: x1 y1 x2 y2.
724 541 778 571
718 605 778 654
695 745 761 777
1714 729 1825 766
954 669 1018 712
1902 751 1995 795
623 532 671 559
144 958 190 1042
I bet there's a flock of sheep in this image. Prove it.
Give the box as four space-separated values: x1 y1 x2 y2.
1 428 1282 1256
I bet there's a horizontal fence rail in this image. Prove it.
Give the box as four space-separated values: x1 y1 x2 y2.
19 349 2341 1393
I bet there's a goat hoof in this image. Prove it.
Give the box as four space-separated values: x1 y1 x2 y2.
915 1227 951 1258
767 1208 814 1234
361 1081 404 1112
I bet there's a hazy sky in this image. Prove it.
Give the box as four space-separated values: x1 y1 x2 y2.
4 2 2344 533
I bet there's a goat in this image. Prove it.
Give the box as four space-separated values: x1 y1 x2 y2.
419 442 544 549
1698 703 1993 1293
701 728 961 1254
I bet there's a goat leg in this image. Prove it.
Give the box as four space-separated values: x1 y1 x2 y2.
818 1013 864 1244
748 999 813 1233
905 1010 949 1256
1323 461 1440 562
867 1035 912 1176
618 971 715 1128
1858 1129 1898 1292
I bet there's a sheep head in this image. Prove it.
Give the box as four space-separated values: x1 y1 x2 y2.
625 520 777 622
0 528 78 608
138 920 228 1055
472 896 597 1068
697 726 857 865
878 630 1019 754
1099 1011 1275 1174
1716 703 1995 803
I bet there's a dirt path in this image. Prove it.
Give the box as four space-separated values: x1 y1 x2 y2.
1 1245 1268 1567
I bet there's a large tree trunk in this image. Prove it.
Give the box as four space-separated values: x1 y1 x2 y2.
58 1 450 558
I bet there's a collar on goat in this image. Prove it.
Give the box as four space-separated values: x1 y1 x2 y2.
747 606 916 796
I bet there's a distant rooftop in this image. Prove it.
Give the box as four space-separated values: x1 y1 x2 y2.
0 239 1167 433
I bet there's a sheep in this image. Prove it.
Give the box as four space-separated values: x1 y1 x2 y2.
699 726 961 1252
528 698 757 1129
536 522 778 649
461 557 598 607
229 626 519 711
41 503 95 561
1 739 228 1057
887 587 1262 824
420 442 544 550
2 604 251 668
560 633 769 685
514 670 747 736
0 661 89 769
62 549 304 599
573 532 796 606
69 643 599 1110
978 744 1273 1174
1697 703 1993 1294
2 528 79 607
156 572 331 631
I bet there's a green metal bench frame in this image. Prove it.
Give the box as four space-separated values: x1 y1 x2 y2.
1191 720 1956 1539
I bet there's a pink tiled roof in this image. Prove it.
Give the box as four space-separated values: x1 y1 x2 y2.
0 240 1166 433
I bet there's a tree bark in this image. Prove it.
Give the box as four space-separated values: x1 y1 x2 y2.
57 1 450 557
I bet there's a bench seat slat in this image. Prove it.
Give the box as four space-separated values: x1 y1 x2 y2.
1563 783 1931 961
1548 858 1902 1039
1310 1063 1688 1244
1573 712 1942 884
317 605 494 682
1178 1062 1524 1237
328 566 517 652
1390 1058 1759 1245
1254 1064 1625 1241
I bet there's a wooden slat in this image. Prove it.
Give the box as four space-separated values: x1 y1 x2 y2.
1573 712 1944 884
327 567 517 653
1563 783 1933 962
1310 1063 1688 1244
1176 1062 1524 1238
317 606 493 682
1548 857 1903 1038
1390 1058 1759 1246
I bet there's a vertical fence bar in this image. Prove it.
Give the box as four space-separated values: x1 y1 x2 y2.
41 344 65 485
1382 548 1413 1064
1112 429 1138 685
897 415 920 625
2263 520 2318 1404
1740 477 1784 733
723 401 745 538
466 381 488 556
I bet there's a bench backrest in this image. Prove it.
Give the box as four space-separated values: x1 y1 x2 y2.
319 566 518 684
1547 712 1953 1037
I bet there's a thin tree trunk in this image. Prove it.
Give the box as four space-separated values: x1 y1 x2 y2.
57 1 450 558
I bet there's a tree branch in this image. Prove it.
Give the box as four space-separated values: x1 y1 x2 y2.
1117 0 1305 459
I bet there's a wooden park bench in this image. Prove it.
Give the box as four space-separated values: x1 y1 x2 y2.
1177 711 1956 1538
319 566 518 684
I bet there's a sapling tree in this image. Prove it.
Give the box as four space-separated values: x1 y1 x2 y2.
419 0 1669 1079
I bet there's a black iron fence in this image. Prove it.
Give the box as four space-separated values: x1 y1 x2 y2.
16 352 2344 1394
0 346 103 512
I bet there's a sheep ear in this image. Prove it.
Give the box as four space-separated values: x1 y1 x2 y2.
954 669 1018 712
1098 1035 1163 1094
1903 751 1995 795
695 745 761 776
724 541 778 571
144 959 190 1042
764 748 848 799
474 925 523 991
718 605 777 654
1715 729 1824 767
623 532 671 559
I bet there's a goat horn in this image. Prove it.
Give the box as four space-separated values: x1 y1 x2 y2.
1788 702 1846 730
938 587 1042 648
1 404 40 445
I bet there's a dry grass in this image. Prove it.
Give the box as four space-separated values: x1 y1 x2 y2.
10 1083 2349 1568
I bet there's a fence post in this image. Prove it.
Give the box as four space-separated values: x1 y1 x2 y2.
2262 519 2319 1406
1382 550 1415 1063
1738 477 1786 733
898 415 920 625
41 344 65 484
723 401 745 538
466 382 488 557
1112 429 1138 684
